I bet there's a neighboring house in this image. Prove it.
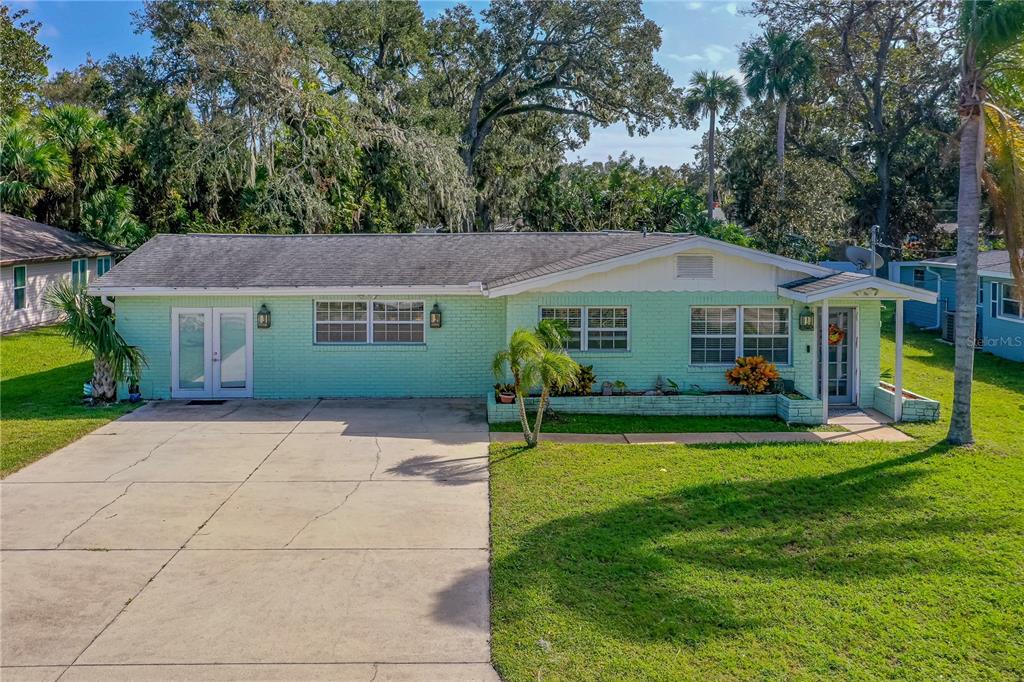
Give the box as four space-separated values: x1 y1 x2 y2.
891 251 1023 362
1 213 125 333
90 232 936 422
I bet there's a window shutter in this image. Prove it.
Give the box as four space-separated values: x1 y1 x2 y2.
676 255 714 279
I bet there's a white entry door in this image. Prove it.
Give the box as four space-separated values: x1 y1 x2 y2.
171 307 253 398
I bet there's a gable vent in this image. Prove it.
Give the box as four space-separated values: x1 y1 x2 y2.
676 255 714 279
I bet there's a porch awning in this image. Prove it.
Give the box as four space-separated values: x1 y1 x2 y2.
778 272 938 304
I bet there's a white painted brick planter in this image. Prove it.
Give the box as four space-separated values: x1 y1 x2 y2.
873 382 940 422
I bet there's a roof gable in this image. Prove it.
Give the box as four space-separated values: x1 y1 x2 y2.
1 213 122 265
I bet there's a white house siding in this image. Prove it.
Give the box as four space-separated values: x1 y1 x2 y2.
0 257 99 333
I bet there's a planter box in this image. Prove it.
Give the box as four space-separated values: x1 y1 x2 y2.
775 393 824 425
873 382 940 422
487 391 789 423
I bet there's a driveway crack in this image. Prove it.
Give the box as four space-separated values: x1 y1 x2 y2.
56 482 134 548
102 432 179 481
369 437 382 480
283 481 361 548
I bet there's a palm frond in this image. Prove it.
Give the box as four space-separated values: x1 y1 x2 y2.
983 101 1024 293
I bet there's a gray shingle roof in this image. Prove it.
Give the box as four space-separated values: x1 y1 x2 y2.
921 250 1013 275
781 271 868 294
1 213 124 266
95 231 693 290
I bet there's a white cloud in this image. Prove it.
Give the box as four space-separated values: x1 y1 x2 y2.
665 44 732 64
686 2 704 9
725 3 738 15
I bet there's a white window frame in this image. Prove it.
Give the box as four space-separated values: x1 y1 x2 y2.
997 283 1024 323
13 265 27 310
538 306 630 352
71 258 88 288
96 256 112 277
690 305 792 366
912 268 925 285
313 300 426 344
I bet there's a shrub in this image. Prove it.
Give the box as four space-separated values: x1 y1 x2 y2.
725 356 780 394
554 364 596 396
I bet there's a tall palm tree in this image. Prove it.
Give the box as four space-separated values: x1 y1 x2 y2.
684 70 742 221
44 279 146 402
0 114 70 215
948 0 1024 445
739 30 815 193
39 105 119 230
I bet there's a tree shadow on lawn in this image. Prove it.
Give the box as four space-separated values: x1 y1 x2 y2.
486 442 1004 646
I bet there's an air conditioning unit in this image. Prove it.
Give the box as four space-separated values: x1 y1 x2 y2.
942 311 955 343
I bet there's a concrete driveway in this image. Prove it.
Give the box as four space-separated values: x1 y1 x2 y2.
1 399 497 681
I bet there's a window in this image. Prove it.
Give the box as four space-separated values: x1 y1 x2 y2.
691 306 791 365
372 301 424 342
1000 283 1023 321
978 280 985 306
742 307 790 364
912 268 925 285
539 306 629 352
97 256 112 277
315 301 368 343
690 307 738 364
71 259 88 288
13 266 26 310
540 307 582 350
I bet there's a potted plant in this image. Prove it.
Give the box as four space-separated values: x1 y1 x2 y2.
128 376 142 403
494 383 516 404
664 377 680 395
612 380 628 396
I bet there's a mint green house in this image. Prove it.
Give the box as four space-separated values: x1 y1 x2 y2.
90 232 938 424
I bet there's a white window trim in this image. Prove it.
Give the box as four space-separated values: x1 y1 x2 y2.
313 299 426 344
71 258 88 287
996 283 1024 323
13 265 27 310
97 256 112 277
690 305 792 367
538 305 631 352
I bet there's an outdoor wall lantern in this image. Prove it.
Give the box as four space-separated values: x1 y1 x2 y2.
257 304 272 329
430 303 443 329
798 306 815 331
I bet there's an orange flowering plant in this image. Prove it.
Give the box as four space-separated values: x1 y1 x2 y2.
725 356 780 394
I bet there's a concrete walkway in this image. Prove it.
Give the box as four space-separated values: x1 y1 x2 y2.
2 399 498 682
491 409 911 445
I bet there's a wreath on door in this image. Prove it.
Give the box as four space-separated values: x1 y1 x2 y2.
828 323 846 346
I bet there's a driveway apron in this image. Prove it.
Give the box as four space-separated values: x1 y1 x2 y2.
1 399 498 682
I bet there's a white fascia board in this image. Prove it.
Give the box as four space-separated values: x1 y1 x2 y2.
88 284 485 297
777 277 939 304
484 236 832 297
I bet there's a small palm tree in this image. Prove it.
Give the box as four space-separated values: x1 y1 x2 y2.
947 0 1024 445
492 320 580 447
0 113 71 215
44 279 146 402
684 70 743 221
739 30 815 193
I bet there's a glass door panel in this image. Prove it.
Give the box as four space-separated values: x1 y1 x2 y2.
217 313 247 389
173 309 211 397
824 309 854 403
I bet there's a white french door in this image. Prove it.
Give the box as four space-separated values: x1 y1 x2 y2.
171 307 253 398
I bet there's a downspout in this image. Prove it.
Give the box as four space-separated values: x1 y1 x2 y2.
100 296 115 312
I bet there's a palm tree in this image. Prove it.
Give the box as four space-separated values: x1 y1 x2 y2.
0 114 70 215
739 30 815 193
684 70 743 221
44 279 146 402
492 320 580 447
39 105 119 230
948 0 1024 445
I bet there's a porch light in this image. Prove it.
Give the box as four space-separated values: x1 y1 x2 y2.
257 304 272 329
798 306 815 331
429 303 443 328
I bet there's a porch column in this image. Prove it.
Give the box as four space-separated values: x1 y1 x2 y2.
894 299 904 422
820 299 829 420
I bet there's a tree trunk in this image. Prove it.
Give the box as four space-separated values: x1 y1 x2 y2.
92 356 117 402
513 373 533 446
531 387 550 446
947 108 983 445
706 108 716 222
776 99 788 199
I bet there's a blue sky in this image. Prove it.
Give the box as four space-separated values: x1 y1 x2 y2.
14 0 761 167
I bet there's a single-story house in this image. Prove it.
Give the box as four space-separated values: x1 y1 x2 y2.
891 251 1023 362
90 231 939 423
1 212 125 333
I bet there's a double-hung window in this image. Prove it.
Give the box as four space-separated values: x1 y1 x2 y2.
999 283 1023 321
97 256 112 277
539 306 629 351
314 300 424 343
13 266 27 310
691 306 791 365
71 259 88 288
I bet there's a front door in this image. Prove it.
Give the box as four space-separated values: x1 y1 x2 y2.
821 307 855 404
171 307 253 398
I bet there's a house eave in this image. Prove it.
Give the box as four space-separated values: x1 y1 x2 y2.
88 284 486 297
777 278 939 304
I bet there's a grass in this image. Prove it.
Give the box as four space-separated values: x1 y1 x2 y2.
491 412 844 433
490 306 1024 680
1 326 137 477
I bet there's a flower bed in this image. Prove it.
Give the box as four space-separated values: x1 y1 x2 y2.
775 393 824 425
873 382 940 422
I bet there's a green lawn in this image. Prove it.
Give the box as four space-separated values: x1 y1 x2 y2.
1 326 137 477
491 412 843 433
490 310 1024 680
